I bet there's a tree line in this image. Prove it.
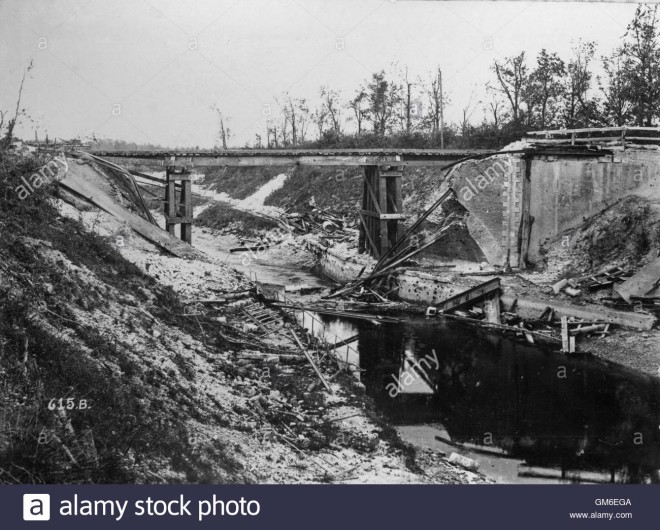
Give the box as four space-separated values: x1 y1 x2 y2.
225 4 660 151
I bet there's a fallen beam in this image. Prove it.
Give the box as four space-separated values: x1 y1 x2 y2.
441 313 562 344
230 245 270 253
270 302 403 324
289 329 333 393
58 163 197 258
330 334 359 349
615 256 660 302
501 295 657 331
435 278 501 313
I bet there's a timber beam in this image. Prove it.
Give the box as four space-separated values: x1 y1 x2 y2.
358 165 405 258
90 149 491 168
165 166 193 244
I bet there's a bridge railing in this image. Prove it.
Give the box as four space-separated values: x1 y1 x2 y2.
526 126 660 147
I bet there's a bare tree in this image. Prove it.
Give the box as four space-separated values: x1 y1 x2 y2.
320 86 343 134
2 60 33 149
348 90 369 134
420 67 447 146
213 107 231 150
277 92 310 146
397 66 415 133
484 94 507 128
266 120 279 148
460 90 480 136
491 52 528 126
312 103 328 139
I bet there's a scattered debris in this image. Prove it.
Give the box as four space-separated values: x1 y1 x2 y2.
615 256 660 302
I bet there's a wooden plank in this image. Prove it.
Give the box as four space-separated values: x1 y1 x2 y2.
527 126 660 135
357 211 379 257
614 256 660 302
441 313 561 344
168 174 192 181
436 278 502 313
289 329 333 393
330 334 359 349
358 169 368 253
500 295 657 330
393 174 404 241
361 167 382 214
180 179 192 244
92 149 492 168
58 165 197 258
165 168 176 236
359 210 406 220
165 216 194 224
377 167 389 257
484 293 501 324
561 317 570 353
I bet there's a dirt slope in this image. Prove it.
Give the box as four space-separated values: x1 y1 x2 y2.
0 150 484 485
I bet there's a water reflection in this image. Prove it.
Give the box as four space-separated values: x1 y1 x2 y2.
323 315 660 483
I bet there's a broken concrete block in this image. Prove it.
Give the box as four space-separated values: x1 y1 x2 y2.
615 256 660 303
552 279 568 294
448 452 480 471
564 287 581 297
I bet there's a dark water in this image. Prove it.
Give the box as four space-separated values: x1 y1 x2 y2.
323 315 660 483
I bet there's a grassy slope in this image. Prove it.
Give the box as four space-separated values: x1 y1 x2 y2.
0 151 254 483
195 204 280 237
2 151 436 485
203 166 289 200
264 166 362 215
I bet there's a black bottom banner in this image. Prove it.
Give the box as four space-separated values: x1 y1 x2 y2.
2 484 654 529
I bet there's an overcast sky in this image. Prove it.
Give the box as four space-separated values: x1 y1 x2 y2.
0 0 640 147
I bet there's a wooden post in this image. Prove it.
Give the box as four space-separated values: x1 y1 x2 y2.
164 167 176 236
377 167 389 257
561 316 569 353
484 293 501 324
165 165 193 244
393 170 404 242
358 166 368 253
180 178 192 244
360 165 404 258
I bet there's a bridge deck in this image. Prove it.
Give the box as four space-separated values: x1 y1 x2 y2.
89 148 493 167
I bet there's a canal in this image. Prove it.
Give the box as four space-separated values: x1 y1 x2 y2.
317 313 660 484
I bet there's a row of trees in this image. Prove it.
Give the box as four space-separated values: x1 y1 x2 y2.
491 5 660 133
257 66 446 149
217 4 660 150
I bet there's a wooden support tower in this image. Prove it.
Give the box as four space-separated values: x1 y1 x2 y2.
358 165 405 258
164 165 193 244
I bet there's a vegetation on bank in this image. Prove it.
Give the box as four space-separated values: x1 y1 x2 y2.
201 166 289 200
264 166 362 216
195 204 280 237
0 149 248 483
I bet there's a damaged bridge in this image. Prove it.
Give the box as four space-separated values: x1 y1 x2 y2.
90 148 488 254
91 127 660 270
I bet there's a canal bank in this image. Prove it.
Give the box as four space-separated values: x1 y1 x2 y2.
189 219 660 484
